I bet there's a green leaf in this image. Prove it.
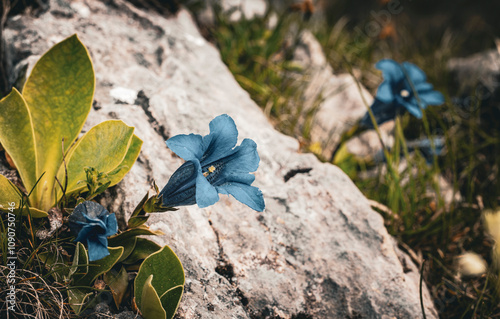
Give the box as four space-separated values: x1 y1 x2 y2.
0 89 37 192
160 285 184 319
69 242 88 282
107 134 143 187
122 238 161 265
68 287 93 315
57 120 135 196
22 34 95 211
75 246 123 286
134 245 184 319
26 207 48 218
140 275 166 319
127 215 150 228
108 226 164 246
109 236 137 263
0 175 47 217
38 250 69 282
0 175 22 210
104 266 130 308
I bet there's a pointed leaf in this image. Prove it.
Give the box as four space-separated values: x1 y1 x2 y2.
134 245 184 318
140 275 166 319
69 242 89 281
104 266 130 308
122 238 161 265
22 35 94 210
57 120 135 197
108 226 164 246
68 288 93 315
75 246 123 286
0 89 37 192
160 285 184 319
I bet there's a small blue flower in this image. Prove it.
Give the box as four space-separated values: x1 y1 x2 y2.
408 136 446 164
68 201 118 261
160 114 265 211
360 59 445 128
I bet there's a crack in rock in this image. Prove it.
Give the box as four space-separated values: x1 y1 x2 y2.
134 90 170 141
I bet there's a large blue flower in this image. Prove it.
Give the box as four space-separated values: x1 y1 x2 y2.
68 201 118 261
360 59 445 128
159 114 265 211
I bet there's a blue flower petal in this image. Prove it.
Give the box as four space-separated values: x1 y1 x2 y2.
104 213 118 237
375 81 394 103
376 59 404 83
74 224 99 243
217 182 265 212
97 235 108 248
418 90 445 106
214 171 255 187
195 161 220 208
415 82 434 91
210 139 260 173
87 238 110 261
201 114 239 164
402 62 427 84
167 134 204 161
160 161 198 207
401 98 424 118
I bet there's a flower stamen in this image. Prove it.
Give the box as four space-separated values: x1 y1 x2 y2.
400 89 410 98
203 165 216 177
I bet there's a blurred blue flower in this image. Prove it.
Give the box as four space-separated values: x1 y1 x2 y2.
160 114 265 211
68 201 118 262
360 59 445 128
408 136 446 163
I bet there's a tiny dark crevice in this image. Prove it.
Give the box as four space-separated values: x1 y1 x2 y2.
135 90 170 141
284 167 312 182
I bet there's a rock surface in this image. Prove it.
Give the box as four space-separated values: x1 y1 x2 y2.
447 49 500 109
4 1 437 318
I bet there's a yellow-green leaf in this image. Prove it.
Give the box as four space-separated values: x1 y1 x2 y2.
0 89 37 192
22 34 95 210
75 246 123 286
140 275 167 319
0 175 23 211
0 175 46 217
108 134 143 187
134 245 184 319
57 120 135 196
68 288 93 315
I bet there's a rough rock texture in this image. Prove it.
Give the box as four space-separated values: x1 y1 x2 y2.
4 1 437 318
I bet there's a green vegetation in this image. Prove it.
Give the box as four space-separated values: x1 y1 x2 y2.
0 35 184 319
209 4 500 318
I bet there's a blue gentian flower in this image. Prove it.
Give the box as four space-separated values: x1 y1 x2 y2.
407 136 446 164
159 114 265 211
68 201 118 261
360 59 445 128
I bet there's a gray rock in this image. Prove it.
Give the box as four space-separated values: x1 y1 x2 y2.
4 0 437 318
447 49 500 94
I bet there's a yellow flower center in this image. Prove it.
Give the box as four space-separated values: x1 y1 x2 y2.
203 165 216 177
400 89 410 98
